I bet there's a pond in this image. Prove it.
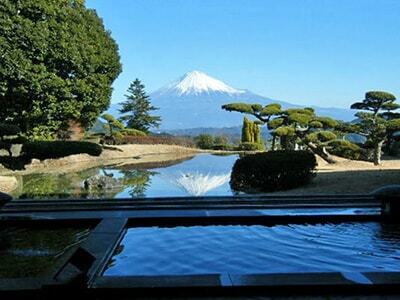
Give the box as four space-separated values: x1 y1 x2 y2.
14 154 239 199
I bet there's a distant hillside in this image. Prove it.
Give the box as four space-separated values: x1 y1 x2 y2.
166 126 271 143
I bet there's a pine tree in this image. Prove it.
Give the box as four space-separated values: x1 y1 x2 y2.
351 91 400 165
119 79 161 133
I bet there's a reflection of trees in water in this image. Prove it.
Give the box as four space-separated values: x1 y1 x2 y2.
374 223 400 250
120 169 156 198
18 168 118 199
19 168 97 199
18 168 156 199
106 244 124 270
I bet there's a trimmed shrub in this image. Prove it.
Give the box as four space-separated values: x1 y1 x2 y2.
22 141 102 160
121 128 147 137
230 150 317 193
237 142 265 151
112 131 124 139
327 140 361 160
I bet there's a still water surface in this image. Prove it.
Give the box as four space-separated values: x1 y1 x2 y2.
16 154 238 199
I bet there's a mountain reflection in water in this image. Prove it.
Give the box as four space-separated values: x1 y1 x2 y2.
167 172 231 196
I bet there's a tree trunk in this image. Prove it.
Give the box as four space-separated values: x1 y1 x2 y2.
307 142 337 164
271 135 276 151
280 136 296 150
373 140 384 165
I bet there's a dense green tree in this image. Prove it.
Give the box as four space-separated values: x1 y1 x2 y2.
194 134 214 149
119 79 161 133
213 135 229 146
0 0 122 140
351 91 400 165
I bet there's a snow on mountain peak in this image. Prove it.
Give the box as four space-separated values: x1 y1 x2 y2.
156 70 244 96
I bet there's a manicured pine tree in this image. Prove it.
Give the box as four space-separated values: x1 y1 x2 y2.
119 79 161 133
351 91 400 165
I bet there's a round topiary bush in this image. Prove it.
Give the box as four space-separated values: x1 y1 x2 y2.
230 150 317 193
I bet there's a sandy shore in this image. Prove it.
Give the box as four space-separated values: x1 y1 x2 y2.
271 156 400 195
0 144 199 176
0 146 399 195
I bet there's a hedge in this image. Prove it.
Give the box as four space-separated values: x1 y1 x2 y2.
230 150 317 193
0 123 20 138
22 141 102 160
114 135 195 148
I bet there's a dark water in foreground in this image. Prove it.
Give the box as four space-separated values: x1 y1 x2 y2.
104 222 400 276
0 227 90 278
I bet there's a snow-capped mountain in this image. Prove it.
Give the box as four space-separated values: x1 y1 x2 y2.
153 70 245 96
108 70 355 130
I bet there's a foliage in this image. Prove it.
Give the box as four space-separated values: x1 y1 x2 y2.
212 135 234 150
213 135 229 146
101 114 125 136
306 131 337 143
237 142 265 151
222 103 281 123
0 0 122 139
222 101 339 162
326 140 361 160
195 134 215 149
230 150 317 193
0 123 21 140
22 141 102 159
350 91 400 165
119 79 161 133
241 116 263 145
121 128 147 137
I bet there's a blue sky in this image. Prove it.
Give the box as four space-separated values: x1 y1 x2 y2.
86 0 400 108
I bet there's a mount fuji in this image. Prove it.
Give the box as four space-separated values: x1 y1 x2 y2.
108 70 355 130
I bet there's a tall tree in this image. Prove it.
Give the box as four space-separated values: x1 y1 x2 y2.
119 79 161 133
241 116 262 145
351 91 400 165
0 0 121 140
